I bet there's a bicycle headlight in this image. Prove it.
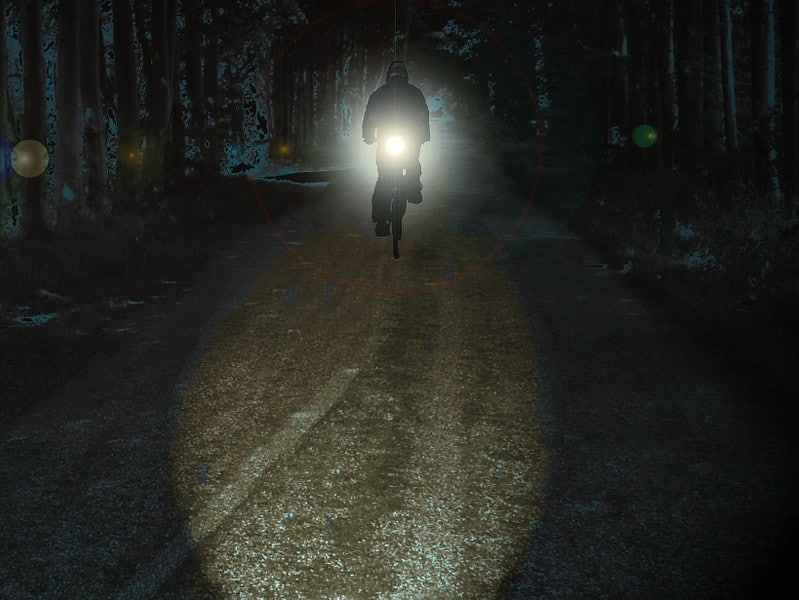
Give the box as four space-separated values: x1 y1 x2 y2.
385 135 405 156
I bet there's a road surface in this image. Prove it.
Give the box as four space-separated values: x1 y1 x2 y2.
1 136 797 598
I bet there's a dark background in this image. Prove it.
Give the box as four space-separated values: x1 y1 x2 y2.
1 0 797 355
1 0 797 596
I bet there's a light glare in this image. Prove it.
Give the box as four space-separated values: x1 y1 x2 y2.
386 136 405 156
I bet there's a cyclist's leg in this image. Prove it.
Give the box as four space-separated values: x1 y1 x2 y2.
372 161 391 223
372 160 392 236
406 146 423 204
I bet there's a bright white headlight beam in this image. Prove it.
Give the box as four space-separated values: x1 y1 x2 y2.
386 136 405 156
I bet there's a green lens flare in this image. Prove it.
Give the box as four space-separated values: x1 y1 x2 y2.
632 124 658 148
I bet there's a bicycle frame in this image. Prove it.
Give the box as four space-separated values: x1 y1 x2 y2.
380 132 409 259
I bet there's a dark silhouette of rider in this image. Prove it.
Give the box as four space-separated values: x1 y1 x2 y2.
362 61 430 236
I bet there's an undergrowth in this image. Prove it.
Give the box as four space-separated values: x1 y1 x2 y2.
575 167 799 343
0 175 265 314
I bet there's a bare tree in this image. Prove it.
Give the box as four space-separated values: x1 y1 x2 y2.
751 0 765 137
141 0 174 195
204 0 221 174
703 0 725 161
760 0 782 203
132 0 153 95
1 0 7 162
0 0 12 234
184 0 205 168
720 0 739 158
644 8 665 167
779 0 798 202
20 0 48 238
676 0 704 169
80 0 107 215
113 0 139 212
166 0 185 178
605 1 629 162
654 0 680 168
55 0 82 227
0 0 6 150
624 0 648 128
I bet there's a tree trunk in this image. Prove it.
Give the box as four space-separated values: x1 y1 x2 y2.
80 0 107 215
184 0 204 168
751 0 765 136
169 68 186 176
20 0 48 239
645 9 664 168
703 0 725 162
604 3 628 163
761 0 782 203
291 52 300 147
0 0 6 148
720 0 739 158
165 0 184 179
779 0 798 202
655 0 679 169
675 0 704 170
624 1 647 127
624 0 651 167
167 0 178 99
55 0 82 228
325 45 335 149
113 0 140 212
0 0 11 232
311 63 319 149
98 10 116 144
204 0 221 174
533 32 551 136
133 0 153 95
142 0 173 195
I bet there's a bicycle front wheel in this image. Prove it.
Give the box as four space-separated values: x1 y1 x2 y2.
391 196 401 259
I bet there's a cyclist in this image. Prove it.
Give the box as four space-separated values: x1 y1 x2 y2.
362 61 430 236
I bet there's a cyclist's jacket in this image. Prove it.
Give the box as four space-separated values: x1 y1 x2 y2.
362 81 430 147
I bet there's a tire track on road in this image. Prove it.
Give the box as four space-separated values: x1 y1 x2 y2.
163 224 547 598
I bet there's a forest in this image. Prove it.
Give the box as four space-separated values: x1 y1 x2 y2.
1 1 798 596
0 0 797 345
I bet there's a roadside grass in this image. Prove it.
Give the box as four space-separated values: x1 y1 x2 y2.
0 174 323 315
575 168 799 333
0 174 327 424
455 124 797 386
572 166 799 416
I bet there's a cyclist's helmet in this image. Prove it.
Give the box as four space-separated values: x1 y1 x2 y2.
386 61 409 84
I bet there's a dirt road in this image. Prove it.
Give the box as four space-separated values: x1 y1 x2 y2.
165 211 547 597
2 138 797 598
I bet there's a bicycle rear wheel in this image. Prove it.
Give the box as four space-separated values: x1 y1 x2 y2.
391 196 401 259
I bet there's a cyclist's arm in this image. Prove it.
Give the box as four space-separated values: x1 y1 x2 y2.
363 96 377 143
417 89 430 143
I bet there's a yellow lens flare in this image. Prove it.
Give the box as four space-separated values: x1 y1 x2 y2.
386 135 404 156
12 139 49 178
118 145 140 169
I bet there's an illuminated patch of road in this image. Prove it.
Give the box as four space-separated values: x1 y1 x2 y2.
165 223 548 598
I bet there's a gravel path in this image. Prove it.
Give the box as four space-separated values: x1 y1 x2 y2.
2 141 797 598
496 209 799 599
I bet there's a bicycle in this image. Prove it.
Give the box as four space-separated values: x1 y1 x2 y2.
382 133 409 259
388 171 408 260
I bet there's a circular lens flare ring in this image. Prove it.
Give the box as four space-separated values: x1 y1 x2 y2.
12 139 50 178
632 124 658 148
385 135 405 156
